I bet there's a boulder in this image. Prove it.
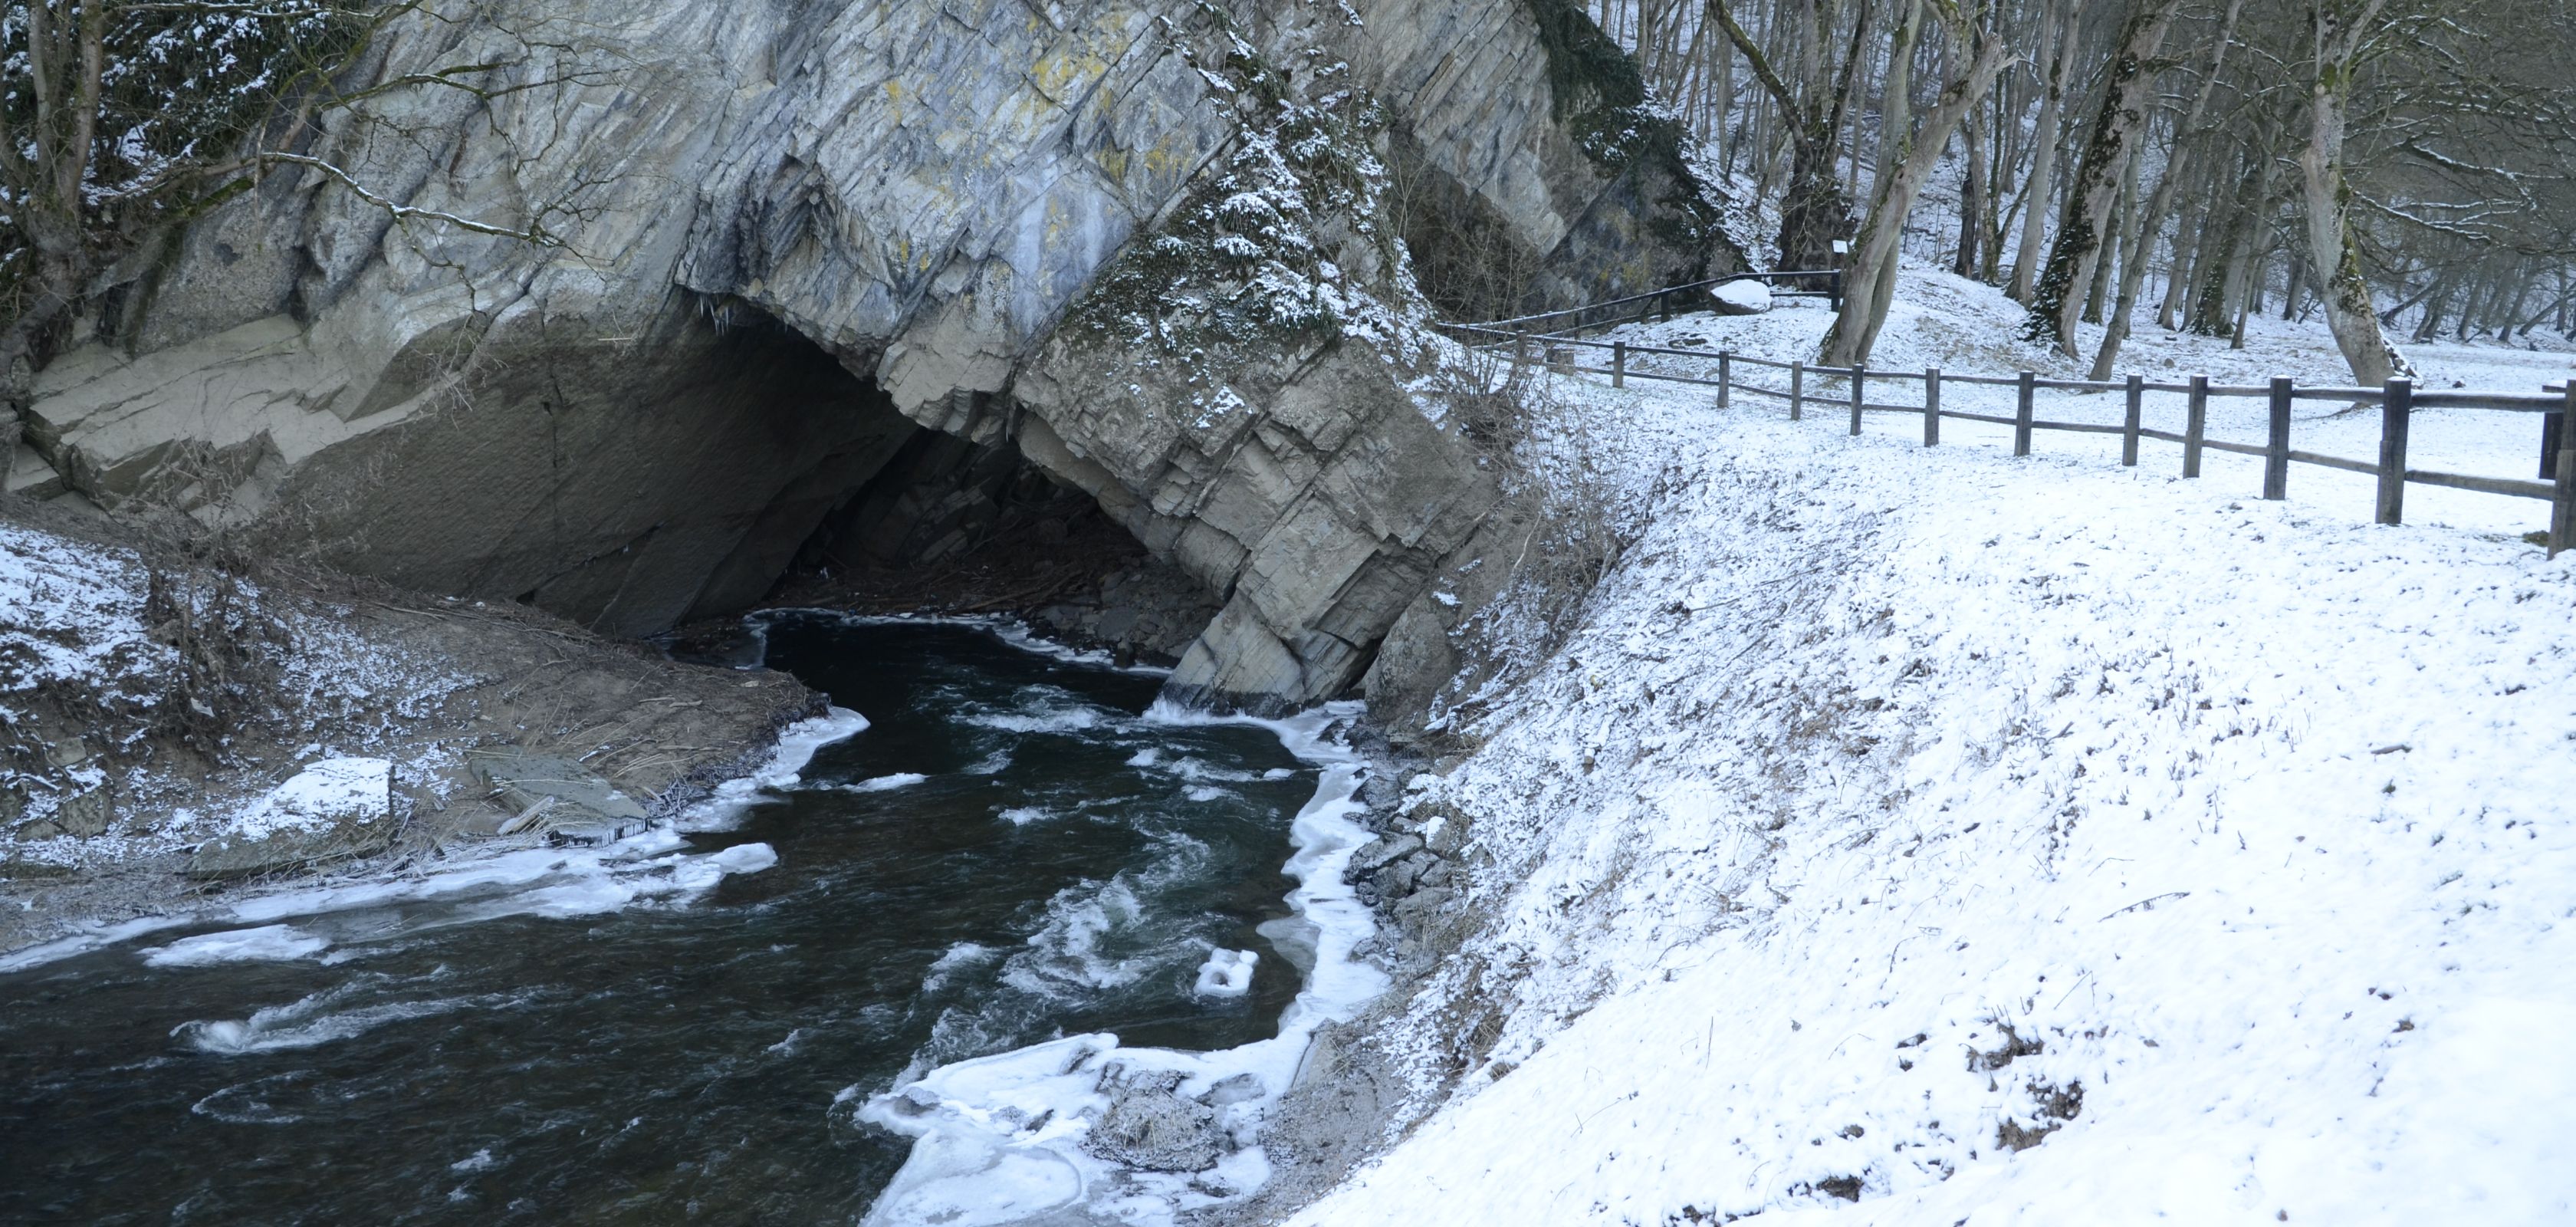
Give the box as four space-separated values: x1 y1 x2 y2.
1710 280 1775 316
52 790 112 838
1392 885 1465 949
1349 833 1424 877
186 758 396 879
465 750 649 834
1083 1066 1227 1173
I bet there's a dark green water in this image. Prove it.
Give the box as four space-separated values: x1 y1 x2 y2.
0 617 1318 1225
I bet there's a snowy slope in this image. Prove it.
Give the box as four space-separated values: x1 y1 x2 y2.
1295 274 2576 1224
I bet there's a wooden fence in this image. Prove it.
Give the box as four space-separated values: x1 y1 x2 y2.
1443 321 2576 557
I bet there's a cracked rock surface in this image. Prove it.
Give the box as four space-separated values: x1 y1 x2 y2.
20 0 1727 712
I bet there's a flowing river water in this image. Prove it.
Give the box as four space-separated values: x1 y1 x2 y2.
0 617 1368 1225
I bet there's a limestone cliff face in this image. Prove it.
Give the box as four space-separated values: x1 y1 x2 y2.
19 0 1730 712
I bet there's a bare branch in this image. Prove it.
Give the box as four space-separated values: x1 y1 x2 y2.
253 152 567 246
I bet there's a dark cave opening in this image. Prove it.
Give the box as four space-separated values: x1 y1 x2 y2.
672 316 1219 667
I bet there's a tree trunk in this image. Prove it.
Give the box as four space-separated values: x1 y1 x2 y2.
2089 0 2247 377
1954 107 1987 277
2025 0 2183 355
2090 130 2192 378
2007 0 2082 303
2082 157 2130 324
1873 0 1924 206
2193 138 2279 337
2299 0 2410 383
2412 273 2456 341
2157 169 2214 331
1822 18 2011 366
1708 0 1868 275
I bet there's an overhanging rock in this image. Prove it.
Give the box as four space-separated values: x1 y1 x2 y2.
21 0 1733 713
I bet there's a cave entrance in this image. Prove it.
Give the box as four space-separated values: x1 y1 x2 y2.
672 314 1217 668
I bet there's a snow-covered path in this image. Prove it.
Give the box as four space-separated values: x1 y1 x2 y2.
1295 317 2576 1224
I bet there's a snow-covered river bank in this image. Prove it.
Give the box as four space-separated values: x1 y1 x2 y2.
1289 281 2576 1224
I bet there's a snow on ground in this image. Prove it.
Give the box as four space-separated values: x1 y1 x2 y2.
0 520 471 860
1600 264 2572 541
0 521 162 711
1297 271 2576 1224
232 758 392 840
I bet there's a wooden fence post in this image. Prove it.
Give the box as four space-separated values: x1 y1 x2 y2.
2014 371 2036 456
2121 374 2144 467
2551 381 2576 557
1513 329 1530 378
1612 341 1626 389
2375 378 2410 525
1717 352 1732 410
2263 377 2292 500
1924 368 1940 446
1791 361 1805 421
1849 365 1866 436
2184 375 2208 478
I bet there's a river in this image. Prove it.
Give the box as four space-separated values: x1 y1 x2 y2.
0 617 1355 1225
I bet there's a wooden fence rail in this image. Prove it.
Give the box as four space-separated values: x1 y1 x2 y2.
1447 322 2576 556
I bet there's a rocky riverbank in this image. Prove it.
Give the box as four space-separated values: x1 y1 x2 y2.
1202 722 1484 1225
0 495 821 959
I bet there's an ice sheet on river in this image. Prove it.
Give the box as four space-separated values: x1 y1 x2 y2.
0 709 866 975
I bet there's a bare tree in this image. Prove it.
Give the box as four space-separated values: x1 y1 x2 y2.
1706 0 1874 271
2024 0 2187 357
2089 0 2247 378
2003 0 2080 302
2298 0 2415 382
1 0 589 427
1823 1 2011 365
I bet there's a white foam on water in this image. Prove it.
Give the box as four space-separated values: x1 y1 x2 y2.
670 841 780 892
1183 785 1234 803
709 842 779 874
449 1148 498 1173
858 700 1389 1226
758 610 1174 678
923 942 1001 994
1193 948 1259 997
994 806 1056 827
175 985 512 1055
140 924 330 969
189 1072 321 1124
833 772 928 793
964 700 1104 735
1126 749 1266 785
998 878 1158 998
677 707 872 831
0 914 193 975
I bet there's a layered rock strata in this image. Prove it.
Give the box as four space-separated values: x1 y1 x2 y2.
18 0 1730 711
